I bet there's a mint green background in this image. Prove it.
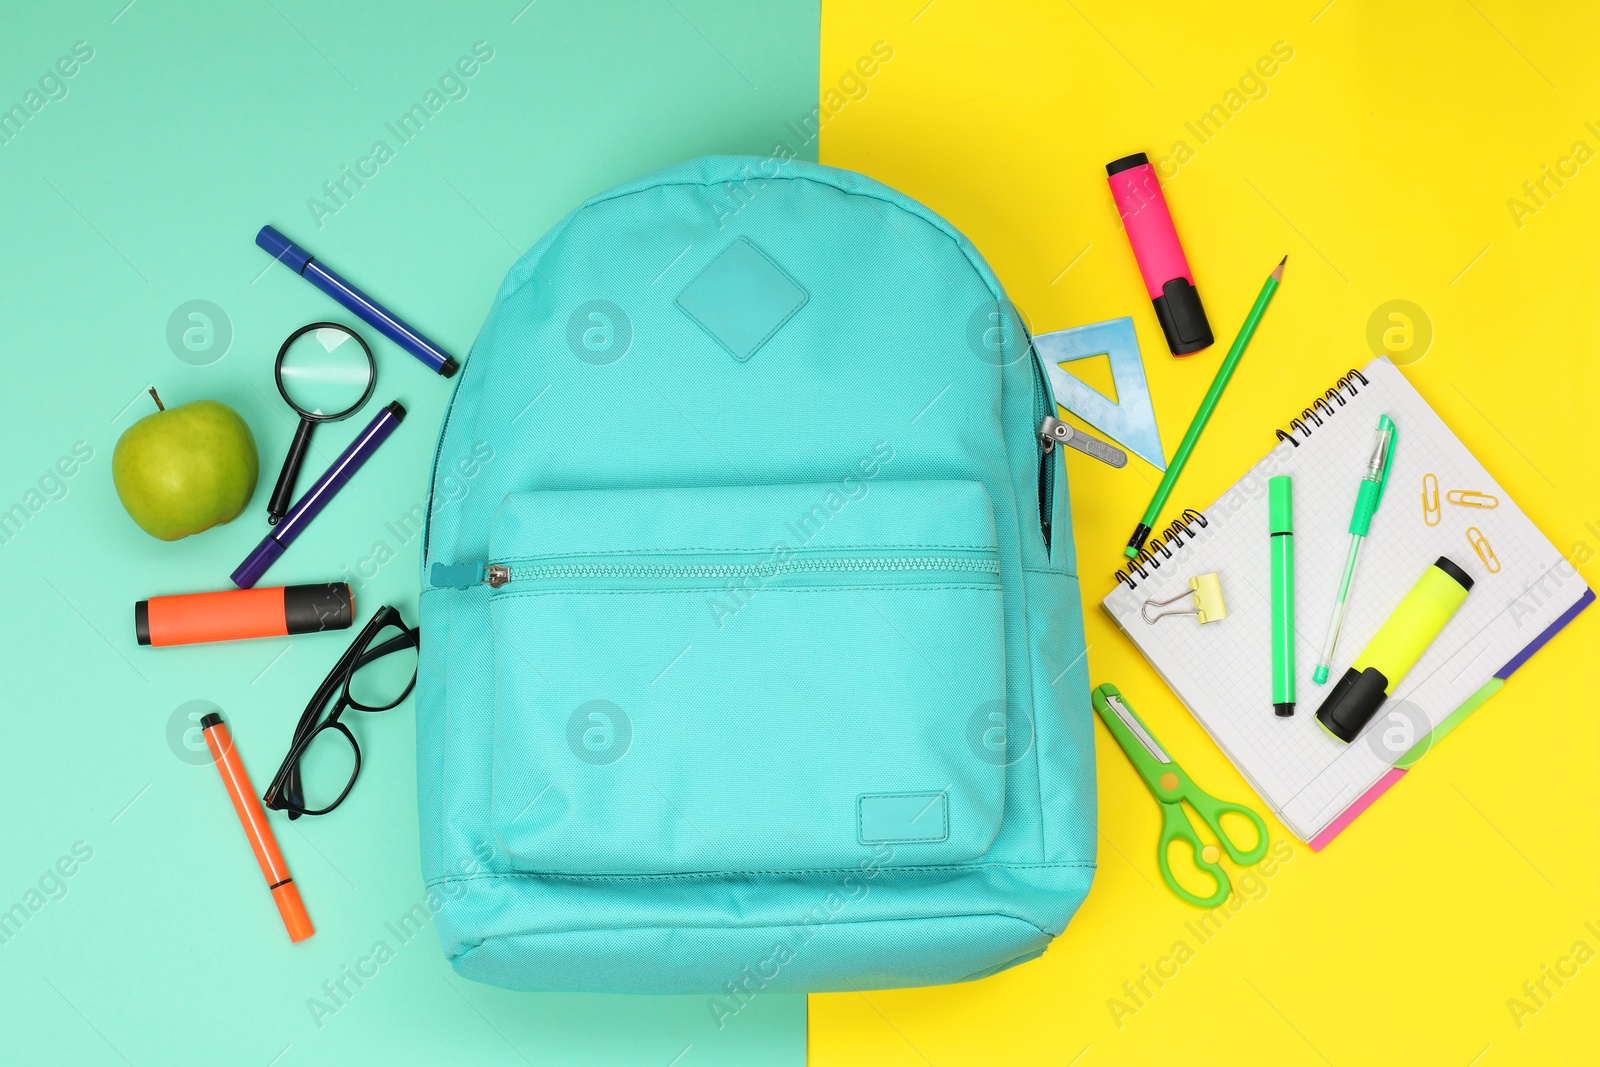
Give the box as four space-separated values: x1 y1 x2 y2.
0 1 816 1063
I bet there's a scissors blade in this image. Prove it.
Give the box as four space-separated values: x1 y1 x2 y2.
1105 694 1170 765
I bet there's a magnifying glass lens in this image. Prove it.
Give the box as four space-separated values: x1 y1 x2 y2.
267 323 376 525
278 326 373 418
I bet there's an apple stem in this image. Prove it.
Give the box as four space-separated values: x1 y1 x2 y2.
148 387 165 412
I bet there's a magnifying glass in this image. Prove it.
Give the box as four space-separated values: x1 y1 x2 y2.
267 322 376 525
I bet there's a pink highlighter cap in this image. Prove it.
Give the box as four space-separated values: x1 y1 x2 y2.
1107 153 1214 356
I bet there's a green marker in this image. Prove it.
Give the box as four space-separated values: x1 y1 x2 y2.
1269 476 1295 716
1312 414 1397 684
1123 257 1287 559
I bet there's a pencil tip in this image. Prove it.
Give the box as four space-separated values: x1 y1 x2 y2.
1278 255 1288 265
1270 256 1287 281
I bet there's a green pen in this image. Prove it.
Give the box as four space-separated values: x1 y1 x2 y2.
1269 476 1295 715
1312 415 1397 684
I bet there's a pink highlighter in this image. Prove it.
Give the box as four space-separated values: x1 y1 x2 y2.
1106 153 1214 356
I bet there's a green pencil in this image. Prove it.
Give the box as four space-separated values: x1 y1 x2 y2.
1123 256 1287 559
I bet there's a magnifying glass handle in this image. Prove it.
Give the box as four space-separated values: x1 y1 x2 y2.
268 419 317 526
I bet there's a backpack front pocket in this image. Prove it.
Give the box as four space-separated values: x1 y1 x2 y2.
483 479 1007 875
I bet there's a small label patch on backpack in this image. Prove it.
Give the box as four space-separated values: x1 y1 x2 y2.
676 237 808 362
858 791 949 844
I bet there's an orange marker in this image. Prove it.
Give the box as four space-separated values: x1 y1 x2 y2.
200 713 314 943
136 583 353 647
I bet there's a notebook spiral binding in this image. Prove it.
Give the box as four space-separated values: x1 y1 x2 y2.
1274 367 1369 447
1111 367 1371 588
1114 509 1209 589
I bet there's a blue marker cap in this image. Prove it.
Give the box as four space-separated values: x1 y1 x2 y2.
256 225 312 275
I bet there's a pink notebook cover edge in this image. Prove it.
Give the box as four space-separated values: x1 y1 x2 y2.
1308 768 1406 851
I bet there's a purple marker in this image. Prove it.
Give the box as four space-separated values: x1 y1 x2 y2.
232 402 406 589
256 226 459 378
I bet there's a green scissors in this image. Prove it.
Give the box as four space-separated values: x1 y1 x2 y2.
1092 682 1269 907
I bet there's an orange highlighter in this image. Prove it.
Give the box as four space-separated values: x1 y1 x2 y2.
200 713 314 943
137 583 353 647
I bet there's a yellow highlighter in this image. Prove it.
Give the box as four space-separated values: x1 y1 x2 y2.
1314 556 1473 744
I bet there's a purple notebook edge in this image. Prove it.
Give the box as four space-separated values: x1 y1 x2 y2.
1496 587 1595 679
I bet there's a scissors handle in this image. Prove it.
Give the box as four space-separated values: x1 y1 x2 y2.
1156 803 1232 908
1154 776 1270 907
1181 783 1269 867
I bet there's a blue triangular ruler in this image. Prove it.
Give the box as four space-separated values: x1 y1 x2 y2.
1033 316 1167 471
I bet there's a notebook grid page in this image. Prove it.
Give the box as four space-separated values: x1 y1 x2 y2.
1102 359 1583 841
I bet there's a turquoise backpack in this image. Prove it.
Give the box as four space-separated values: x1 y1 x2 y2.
418 156 1097 994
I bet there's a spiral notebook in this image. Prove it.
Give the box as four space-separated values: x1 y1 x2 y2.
1102 358 1592 847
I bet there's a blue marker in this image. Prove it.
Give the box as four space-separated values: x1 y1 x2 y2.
256 226 459 378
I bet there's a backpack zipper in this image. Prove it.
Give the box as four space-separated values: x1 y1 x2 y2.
433 555 999 589
1022 318 1056 554
483 555 998 588
1037 415 1069 553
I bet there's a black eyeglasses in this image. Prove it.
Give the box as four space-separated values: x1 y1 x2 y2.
264 606 419 819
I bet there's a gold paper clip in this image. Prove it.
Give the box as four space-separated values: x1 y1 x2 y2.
1467 527 1500 573
1422 473 1441 526
1142 572 1228 624
1447 489 1499 509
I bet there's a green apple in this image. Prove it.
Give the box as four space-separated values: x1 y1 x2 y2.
113 391 259 541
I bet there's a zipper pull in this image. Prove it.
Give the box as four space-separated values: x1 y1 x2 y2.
429 561 512 588
1039 415 1128 468
1039 415 1067 454
430 561 483 588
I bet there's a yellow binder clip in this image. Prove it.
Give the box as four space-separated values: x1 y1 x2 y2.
1142 572 1228 624
1421 473 1441 526
1467 527 1500 573
1447 489 1499 509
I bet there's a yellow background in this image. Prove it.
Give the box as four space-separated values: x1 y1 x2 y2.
814 2 1600 1064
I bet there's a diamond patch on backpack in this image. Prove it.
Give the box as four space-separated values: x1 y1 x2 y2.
675 238 808 362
